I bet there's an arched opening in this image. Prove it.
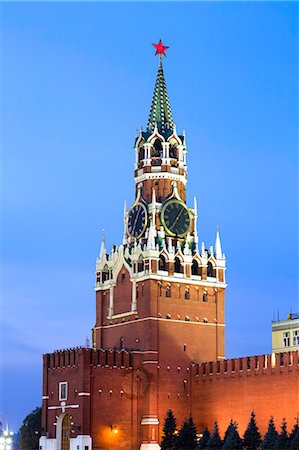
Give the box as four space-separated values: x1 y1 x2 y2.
137 257 144 273
191 260 199 275
165 287 171 298
185 290 190 300
169 144 177 159
139 147 145 161
153 139 163 157
159 255 168 271
60 414 71 450
102 265 109 282
174 257 183 274
207 262 216 277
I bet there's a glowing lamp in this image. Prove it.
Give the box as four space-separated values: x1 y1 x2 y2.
110 425 119 434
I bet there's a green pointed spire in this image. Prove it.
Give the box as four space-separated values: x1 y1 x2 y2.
147 57 174 135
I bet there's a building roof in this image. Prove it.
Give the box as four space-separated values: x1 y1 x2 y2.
147 57 174 136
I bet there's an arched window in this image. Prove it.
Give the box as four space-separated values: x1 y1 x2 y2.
191 260 199 275
185 290 190 300
169 144 177 159
174 257 183 274
159 255 167 271
203 292 207 302
207 262 215 277
137 257 144 273
166 287 171 298
153 139 163 157
102 265 109 282
139 147 145 161
166 314 171 319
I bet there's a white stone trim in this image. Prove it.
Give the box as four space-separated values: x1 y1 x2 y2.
70 435 92 450
42 395 49 400
134 273 227 287
140 444 160 450
94 317 225 329
142 361 159 364
108 286 114 317
77 392 90 396
48 404 79 410
135 172 187 185
110 311 138 319
39 436 56 450
141 417 159 425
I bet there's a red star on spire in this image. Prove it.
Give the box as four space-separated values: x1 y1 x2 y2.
152 39 169 57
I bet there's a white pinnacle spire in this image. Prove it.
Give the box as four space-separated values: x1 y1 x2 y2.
152 189 156 228
123 200 127 245
147 190 157 250
100 229 106 259
193 197 198 246
215 228 223 260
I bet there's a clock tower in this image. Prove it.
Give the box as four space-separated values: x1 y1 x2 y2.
92 41 227 449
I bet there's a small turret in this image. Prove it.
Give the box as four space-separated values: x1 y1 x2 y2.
99 229 106 259
215 229 223 260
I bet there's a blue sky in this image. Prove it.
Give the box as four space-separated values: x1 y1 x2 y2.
1 1 298 431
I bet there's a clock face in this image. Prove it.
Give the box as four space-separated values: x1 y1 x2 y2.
127 203 148 238
161 200 191 237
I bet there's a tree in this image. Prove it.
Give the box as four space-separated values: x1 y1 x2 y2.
223 420 235 443
261 417 279 449
206 422 222 449
243 411 262 450
161 410 178 450
223 421 243 450
289 421 299 448
176 416 198 449
196 427 210 449
19 407 42 450
275 418 289 449
290 429 299 449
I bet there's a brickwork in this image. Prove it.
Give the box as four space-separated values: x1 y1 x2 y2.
41 347 299 449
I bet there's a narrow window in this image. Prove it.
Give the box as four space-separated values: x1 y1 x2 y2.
283 332 290 347
184 344 186 352
184 290 189 300
174 257 183 274
120 337 124 350
137 258 144 272
207 262 214 277
203 293 207 302
191 260 199 275
153 139 162 157
165 287 171 298
159 255 167 271
293 330 299 346
59 382 68 401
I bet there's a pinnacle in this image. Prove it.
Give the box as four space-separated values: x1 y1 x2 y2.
147 58 174 135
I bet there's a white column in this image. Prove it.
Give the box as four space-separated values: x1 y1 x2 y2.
108 286 114 317
131 280 137 312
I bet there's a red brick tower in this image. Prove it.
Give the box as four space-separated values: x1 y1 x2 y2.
40 43 299 450
92 44 227 448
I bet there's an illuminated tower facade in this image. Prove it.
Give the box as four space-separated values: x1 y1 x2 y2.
93 41 227 448
40 42 299 450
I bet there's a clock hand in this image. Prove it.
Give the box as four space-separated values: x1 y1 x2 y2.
172 207 184 228
133 208 141 232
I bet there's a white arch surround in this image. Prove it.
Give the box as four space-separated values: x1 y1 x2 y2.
40 413 92 450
